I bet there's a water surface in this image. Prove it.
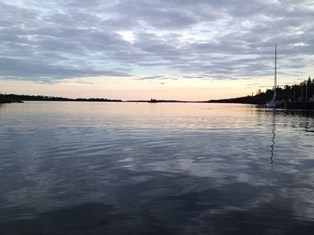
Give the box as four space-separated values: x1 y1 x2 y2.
1 102 314 234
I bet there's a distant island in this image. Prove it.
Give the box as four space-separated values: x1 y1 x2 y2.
0 94 122 103
1 77 313 107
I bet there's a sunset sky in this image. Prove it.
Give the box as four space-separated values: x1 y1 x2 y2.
1 0 313 100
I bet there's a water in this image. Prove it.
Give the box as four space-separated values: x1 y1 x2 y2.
0 102 314 234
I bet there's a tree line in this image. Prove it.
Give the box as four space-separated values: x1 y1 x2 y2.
0 94 122 103
208 77 314 104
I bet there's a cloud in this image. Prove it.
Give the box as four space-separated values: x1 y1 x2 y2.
0 58 129 82
0 0 313 83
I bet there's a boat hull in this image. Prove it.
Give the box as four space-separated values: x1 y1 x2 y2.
266 100 281 108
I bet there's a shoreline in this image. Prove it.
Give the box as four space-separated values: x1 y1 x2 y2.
2 94 314 110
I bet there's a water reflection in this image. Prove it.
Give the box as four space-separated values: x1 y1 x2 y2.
1 102 314 234
270 111 276 165
1 169 314 234
255 107 314 134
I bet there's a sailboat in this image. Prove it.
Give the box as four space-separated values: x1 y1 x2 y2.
266 44 281 108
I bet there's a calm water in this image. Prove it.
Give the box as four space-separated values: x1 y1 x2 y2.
0 102 314 234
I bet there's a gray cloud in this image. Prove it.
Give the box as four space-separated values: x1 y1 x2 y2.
0 0 313 83
0 58 129 82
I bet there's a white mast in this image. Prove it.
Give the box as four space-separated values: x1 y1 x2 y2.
266 44 279 108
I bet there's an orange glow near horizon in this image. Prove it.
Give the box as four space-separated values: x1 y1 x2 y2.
0 75 284 101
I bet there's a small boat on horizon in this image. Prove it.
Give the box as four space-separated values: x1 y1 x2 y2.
148 98 159 103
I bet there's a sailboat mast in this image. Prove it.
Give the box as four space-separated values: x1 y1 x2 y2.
274 44 277 98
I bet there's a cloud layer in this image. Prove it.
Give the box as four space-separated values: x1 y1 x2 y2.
0 0 313 82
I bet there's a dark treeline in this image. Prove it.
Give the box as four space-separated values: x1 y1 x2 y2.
208 77 314 104
0 94 23 103
0 94 122 103
75 98 122 102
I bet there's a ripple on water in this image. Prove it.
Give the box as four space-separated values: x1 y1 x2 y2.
1 102 314 234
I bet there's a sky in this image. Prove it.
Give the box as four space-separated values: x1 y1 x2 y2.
0 0 313 100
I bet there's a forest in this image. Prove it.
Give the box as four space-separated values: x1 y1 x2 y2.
0 94 122 103
208 77 314 104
